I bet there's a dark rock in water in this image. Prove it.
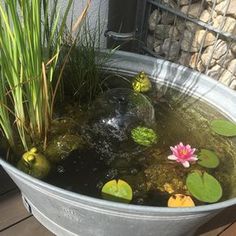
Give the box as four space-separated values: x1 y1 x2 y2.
83 88 155 158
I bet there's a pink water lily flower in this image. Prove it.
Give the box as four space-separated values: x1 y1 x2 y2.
168 142 198 168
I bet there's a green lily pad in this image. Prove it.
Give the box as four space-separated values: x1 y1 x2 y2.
101 179 133 203
198 149 220 168
210 119 236 137
131 126 158 147
186 171 222 203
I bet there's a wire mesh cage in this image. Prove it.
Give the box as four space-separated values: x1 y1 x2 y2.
141 0 236 89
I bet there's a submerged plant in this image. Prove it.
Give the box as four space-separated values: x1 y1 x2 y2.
101 179 133 203
131 126 158 147
168 142 198 168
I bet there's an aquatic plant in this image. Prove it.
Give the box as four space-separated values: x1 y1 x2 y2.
131 126 158 147
186 171 222 203
198 149 220 168
101 179 133 203
0 0 89 151
168 194 195 208
210 119 236 137
168 142 198 168
59 12 111 104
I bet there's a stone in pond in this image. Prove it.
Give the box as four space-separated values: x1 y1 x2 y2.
84 88 155 158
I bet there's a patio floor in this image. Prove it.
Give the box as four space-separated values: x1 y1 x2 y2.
0 166 236 236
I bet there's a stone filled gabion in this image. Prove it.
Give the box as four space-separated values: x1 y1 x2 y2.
147 0 236 89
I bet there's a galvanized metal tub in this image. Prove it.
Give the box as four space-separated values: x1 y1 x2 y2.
1 51 236 236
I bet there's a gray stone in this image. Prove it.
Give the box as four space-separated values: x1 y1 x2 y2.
201 46 216 68
227 59 236 75
229 79 236 89
181 2 205 18
219 70 234 86
199 9 216 23
181 30 199 52
176 19 186 32
153 39 162 53
213 15 236 34
154 25 171 40
195 29 216 48
161 11 175 25
146 34 154 50
213 40 228 60
189 53 205 72
217 49 234 68
154 45 162 54
162 0 178 9
206 0 224 5
168 26 180 40
162 38 180 60
179 0 191 6
149 10 161 31
179 0 202 6
207 64 224 79
232 42 236 54
178 51 192 66
215 0 236 18
200 40 232 68
185 21 200 32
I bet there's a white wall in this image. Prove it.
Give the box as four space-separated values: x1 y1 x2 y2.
61 0 109 48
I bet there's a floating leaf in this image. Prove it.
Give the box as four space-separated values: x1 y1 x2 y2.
168 194 195 208
186 171 222 203
101 179 133 203
131 126 158 147
210 119 236 137
198 149 220 168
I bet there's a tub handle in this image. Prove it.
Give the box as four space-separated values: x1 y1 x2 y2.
104 30 135 41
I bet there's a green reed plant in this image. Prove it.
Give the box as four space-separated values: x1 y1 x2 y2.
0 0 87 151
60 15 112 104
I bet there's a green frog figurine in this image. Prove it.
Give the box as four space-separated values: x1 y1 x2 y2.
17 147 51 179
132 71 152 93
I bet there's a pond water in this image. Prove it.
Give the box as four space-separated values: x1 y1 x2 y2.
42 77 236 207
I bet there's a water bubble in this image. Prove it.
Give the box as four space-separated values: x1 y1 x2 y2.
57 165 65 174
105 169 118 179
130 168 138 175
83 88 155 158
96 181 104 190
136 198 145 205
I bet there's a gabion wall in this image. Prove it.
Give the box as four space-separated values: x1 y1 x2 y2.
145 0 236 89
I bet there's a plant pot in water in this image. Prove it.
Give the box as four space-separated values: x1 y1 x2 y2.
1 51 236 236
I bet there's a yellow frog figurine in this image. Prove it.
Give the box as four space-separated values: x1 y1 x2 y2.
132 71 152 93
17 147 51 179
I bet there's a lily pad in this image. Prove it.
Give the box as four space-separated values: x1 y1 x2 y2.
186 171 222 203
101 179 133 203
198 149 220 168
131 126 158 147
210 119 236 137
168 194 195 208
